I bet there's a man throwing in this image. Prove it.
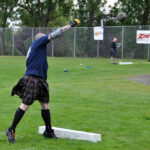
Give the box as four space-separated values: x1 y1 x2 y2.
6 19 80 143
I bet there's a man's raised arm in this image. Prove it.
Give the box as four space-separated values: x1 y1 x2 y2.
48 19 80 40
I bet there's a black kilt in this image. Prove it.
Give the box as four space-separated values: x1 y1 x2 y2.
11 75 49 105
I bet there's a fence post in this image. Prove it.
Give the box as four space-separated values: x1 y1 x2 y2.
12 29 14 56
51 28 54 57
148 26 150 60
97 40 99 57
52 40 54 57
32 28 34 42
148 44 149 60
121 26 124 59
73 28 76 57
39 27 41 33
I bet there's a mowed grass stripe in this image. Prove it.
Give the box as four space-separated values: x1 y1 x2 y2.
0 56 150 150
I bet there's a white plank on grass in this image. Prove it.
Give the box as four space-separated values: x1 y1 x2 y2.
38 126 101 143
119 62 133 65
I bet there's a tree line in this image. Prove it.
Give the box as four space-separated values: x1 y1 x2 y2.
0 0 149 58
0 0 149 28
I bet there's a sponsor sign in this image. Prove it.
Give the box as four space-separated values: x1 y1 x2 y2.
137 30 150 44
94 27 103 40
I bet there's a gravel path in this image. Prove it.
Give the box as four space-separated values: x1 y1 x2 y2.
130 75 150 86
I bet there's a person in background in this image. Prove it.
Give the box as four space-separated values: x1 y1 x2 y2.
110 37 118 64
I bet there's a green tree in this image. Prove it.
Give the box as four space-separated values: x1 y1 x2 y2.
73 0 107 27
109 0 150 25
18 0 73 27
0 0 19 27
0 0 19 55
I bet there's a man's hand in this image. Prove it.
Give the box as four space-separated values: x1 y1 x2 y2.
70 19 80 27
61 19 80 33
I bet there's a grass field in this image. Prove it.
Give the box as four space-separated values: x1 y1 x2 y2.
0 56 150 150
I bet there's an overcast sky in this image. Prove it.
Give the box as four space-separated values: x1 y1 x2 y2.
105 0 118 12
107 0 118 6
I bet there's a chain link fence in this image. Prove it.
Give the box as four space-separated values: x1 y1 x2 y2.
0 26 150 59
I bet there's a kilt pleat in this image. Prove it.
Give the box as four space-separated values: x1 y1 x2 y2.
11 75 49 105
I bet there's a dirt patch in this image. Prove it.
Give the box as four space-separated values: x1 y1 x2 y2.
130 75 150 86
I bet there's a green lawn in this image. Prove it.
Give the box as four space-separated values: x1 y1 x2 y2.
0 56 150 150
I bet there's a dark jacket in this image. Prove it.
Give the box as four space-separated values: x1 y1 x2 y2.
110 42 117 57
